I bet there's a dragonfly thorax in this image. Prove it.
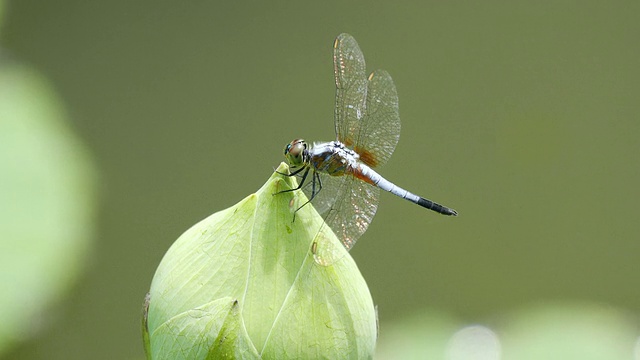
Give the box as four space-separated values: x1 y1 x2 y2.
308 141 360 176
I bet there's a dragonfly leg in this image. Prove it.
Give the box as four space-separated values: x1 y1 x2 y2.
275 167 325 221
291 170 323 221
275 165 306 178
305 170 323 204
274 167 310 195
275 167 322 222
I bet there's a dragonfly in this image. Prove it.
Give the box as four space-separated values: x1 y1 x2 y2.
280 33 457 265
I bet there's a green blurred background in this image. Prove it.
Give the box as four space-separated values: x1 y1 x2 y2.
1 1 639 359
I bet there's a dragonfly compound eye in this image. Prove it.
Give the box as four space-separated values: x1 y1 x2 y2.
284 139 307 167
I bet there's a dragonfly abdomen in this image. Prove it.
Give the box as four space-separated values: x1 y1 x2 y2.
355 163 457 216
355 164 419 199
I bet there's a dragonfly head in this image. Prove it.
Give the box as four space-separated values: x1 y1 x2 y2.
284 139 309 168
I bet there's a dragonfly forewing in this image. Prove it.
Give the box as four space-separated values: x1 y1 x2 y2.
333 33 368 148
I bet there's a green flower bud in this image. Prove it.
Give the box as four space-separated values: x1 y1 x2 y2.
144 163 377 359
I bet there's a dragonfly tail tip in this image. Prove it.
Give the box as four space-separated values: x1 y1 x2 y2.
442 207 458 216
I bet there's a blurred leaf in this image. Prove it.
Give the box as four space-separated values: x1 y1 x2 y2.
146 163 377 359
376 303 639 360
375 309 463 360
500 302 638 360
0 61 97 355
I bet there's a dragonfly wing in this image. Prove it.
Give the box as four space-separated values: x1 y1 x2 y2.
326 177 380 250
313 34 399 265
299 171 344 216
358 69 400 168
295 169 377 266
333 33 367 148
334 34 400 168
312 176 380 265
299 169 378 247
